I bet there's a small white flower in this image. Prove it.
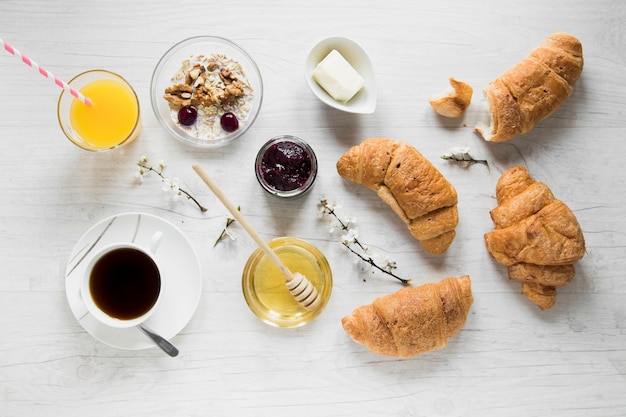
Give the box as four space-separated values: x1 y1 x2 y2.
161 177 180 197
442 144 488 168
341 228 359 245
379 254 397 273
443 144 472 161
134 168 145 183
223 227 237 241
344 214 357 228
158 160 166 170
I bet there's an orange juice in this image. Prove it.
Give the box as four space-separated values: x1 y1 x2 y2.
69 78 140 149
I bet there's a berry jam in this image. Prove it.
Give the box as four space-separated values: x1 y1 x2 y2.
259 139 315 193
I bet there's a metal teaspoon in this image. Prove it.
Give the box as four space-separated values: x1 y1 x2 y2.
138 325 179 357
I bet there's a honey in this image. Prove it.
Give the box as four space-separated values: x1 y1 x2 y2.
242 237 332 327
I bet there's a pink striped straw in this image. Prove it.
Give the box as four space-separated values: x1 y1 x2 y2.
1 37 92 106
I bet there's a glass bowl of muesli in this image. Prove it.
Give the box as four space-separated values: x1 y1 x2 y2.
150 36 263 148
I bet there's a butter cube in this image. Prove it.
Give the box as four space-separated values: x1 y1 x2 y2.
312 49 364 103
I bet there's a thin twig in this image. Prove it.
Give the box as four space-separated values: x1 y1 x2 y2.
320 199 411 285
441 146 489 169
341 242 411 284
213 206 239 247
138 163 208 212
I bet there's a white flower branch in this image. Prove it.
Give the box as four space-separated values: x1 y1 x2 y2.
319 198 411 285
135 156 208 212
213 206 240 247
441 145 489 169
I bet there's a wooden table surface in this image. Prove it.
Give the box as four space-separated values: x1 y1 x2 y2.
1 0 625 416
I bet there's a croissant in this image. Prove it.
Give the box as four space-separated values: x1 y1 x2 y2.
484 166 586 309
475 31 583 142
336 138 458 254
342 276 473 358
429 77 473 118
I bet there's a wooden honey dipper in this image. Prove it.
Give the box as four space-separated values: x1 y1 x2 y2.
192 164 321 310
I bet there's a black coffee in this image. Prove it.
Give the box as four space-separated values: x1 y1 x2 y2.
89 247 161 320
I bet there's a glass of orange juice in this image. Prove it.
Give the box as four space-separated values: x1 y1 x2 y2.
57 70 141 151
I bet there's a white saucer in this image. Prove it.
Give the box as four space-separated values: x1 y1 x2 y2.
65 212 203 350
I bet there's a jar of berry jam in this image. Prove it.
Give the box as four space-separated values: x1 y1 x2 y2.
255 135 318 198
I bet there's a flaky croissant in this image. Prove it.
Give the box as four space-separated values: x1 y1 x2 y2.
475 31 583 142
429 78 473 118
336 138 458 254
484 166 586 309
342 276 473 358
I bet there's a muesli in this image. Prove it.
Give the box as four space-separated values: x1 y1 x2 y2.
163 53 254 140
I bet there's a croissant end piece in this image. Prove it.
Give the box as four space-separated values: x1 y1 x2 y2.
429 77 473 118
484 166 585 309
336 138 458 254
475 31 583 142
342 276 473 358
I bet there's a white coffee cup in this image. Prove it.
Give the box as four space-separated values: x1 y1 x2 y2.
81 231 164 328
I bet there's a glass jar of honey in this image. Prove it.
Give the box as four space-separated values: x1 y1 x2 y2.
242 237 332 327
